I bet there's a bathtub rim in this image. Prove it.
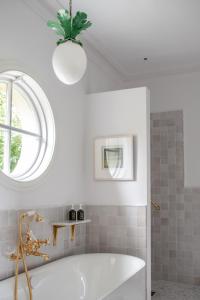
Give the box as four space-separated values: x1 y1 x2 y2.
0 253 146 299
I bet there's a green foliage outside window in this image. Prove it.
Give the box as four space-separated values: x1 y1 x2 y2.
10 134 22 172
0 130 4 171
0 88 22 173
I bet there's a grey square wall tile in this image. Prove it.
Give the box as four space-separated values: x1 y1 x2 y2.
0 211 9 227
151 110 200 285
0 206 86 280
0 204 147 280
86 205 147 260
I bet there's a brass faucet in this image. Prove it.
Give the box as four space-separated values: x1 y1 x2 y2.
9 211 50 300
10 229 50 262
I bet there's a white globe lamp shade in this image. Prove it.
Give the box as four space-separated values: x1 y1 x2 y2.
52 41 87 85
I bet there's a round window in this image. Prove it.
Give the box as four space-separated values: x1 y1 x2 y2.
0 70 55 182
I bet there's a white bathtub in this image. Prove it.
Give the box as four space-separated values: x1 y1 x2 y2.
0 253 145 300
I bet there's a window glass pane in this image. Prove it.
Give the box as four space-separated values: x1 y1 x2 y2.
10 131 40 177
12 84 40 134
10 131 22 173
0 82 7 125
0 128 6 172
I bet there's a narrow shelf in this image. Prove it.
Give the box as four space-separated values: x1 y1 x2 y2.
52 219 91 246
52 219 91 226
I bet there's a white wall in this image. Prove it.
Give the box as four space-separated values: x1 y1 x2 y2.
85 44 124 94
85 87 150 206
125 72 200 187
0 0 122 210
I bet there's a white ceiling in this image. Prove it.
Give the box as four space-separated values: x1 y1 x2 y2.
31 0 200 80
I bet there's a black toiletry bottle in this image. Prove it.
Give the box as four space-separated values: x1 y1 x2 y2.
69 205 76 221
77 204 84 221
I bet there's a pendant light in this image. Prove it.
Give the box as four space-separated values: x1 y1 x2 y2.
47 0 92 85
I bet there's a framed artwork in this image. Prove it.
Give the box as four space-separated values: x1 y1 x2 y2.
94 135 134 181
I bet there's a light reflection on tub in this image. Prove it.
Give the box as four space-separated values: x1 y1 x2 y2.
0 253 145 300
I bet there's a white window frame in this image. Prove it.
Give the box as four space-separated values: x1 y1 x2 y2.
0 70 55 184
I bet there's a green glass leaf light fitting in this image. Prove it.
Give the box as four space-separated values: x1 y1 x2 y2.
47 0 92 85
47 0 92 46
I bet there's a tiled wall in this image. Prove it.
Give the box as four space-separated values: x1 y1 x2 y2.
0 205 147 281
0 206 86 280
86 206 147 260
151 111 184 282
152 187 200 285
151 110 200 285
180 187 200 285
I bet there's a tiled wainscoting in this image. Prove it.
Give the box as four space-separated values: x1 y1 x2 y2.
0 205 147 281
152 188 200 285
151 110 200 285
180 188 200 285
86 206 146 260
151 110 184 283
0 206 86 280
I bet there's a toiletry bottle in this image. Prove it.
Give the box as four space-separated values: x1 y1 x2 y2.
69 205 76 221
77 204 84 221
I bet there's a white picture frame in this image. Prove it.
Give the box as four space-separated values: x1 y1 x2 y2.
94 135 134 181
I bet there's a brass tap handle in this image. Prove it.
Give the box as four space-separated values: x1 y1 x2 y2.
37 238 50 246
32 251 49 261
9 253 21 261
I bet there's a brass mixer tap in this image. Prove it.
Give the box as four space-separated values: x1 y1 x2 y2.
9 211 50 300
10 229 50 261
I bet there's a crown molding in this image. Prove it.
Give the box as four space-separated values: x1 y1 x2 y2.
124 62 200 84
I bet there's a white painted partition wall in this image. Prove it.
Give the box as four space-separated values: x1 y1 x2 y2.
85 87 150 206
85 87 151 299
